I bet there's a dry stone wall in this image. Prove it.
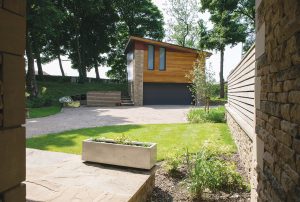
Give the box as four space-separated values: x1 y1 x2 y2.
256 0 300 201
226 112 253 181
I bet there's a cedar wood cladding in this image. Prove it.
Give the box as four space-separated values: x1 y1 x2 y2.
127 37 211 84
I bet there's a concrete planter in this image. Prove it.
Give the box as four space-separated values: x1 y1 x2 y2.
82 139 157 170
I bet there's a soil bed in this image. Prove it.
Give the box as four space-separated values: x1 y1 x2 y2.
148 153 251 202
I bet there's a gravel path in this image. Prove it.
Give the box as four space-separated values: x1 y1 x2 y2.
26 106 190 138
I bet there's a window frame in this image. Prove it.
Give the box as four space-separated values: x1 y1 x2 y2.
159 47 166 71
147 44 155 70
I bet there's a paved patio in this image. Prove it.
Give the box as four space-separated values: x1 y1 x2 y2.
26 149 155 202
26 106 190 138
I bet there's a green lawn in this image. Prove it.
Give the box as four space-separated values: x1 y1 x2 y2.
28 105 62 119
26 123 236 161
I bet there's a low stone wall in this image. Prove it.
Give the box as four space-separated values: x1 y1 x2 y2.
226 111 253 181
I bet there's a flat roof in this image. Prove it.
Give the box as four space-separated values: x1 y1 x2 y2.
124 36 212 57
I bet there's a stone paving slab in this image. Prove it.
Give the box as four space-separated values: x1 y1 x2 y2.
26 106 190 138
26 149 154 202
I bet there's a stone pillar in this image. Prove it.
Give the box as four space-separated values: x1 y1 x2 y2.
0 1 26 201
133 49 144 106
255 0 300 201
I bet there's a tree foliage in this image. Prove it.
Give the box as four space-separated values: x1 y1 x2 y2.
165 0 200 48
26 0 63 96
26 0 165 98
107 0 164 82
235 0 255 52
62 0 119 83
199 0 248 98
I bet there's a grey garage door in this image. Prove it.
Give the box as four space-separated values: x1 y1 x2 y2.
143 83 193 105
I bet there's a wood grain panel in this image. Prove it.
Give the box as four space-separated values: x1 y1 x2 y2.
87 91 121 106
227 45 256 133
143 45 199 83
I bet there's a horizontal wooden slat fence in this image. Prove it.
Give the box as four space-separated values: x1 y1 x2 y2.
87 91 121 107
227 46 256 138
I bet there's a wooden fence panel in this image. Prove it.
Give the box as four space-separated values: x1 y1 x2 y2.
226 46 256 137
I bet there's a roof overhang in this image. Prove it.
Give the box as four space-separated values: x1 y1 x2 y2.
124 36 212 57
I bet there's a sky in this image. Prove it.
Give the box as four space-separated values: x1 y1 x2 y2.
42 0 243 82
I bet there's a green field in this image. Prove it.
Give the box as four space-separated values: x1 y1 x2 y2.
27 123 236 161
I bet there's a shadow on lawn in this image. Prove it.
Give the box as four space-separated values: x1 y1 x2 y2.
26 124 142 151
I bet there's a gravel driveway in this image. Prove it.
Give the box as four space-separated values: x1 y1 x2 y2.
26 106 190 138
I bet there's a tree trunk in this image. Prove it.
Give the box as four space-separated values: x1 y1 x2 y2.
83 66 87 79
26 35 39 97
36 53 43 77
58 54 65 77
76 35 85 83
95 64 100 80
219 49 225 98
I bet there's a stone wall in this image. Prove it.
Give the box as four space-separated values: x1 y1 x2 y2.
0 1 26 202
133 49 144 106
226 112 253 181
255 0 300 201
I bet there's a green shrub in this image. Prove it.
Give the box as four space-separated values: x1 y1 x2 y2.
187 107 225 123
27 96 53 108
163 153 182 176
188 148 248 198
210 97 227 106
211 83 228 98
26 87 55 108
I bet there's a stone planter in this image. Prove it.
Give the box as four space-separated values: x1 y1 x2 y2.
82 139 157 170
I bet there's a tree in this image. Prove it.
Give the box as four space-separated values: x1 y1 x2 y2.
26 31 39 98
187 52 215 111
42 0 70 77
29 0 63 78
63 0 118 83
165 0 200 48
235 0 255 53
26 0 60 96
199 0 247 98
107 0 164 82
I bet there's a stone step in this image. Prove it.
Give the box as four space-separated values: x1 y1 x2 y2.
121 100 133 104
87 101 121 107
121 102 134 106
121 98 131 101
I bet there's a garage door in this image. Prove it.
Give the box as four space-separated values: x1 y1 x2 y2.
143 83 193 105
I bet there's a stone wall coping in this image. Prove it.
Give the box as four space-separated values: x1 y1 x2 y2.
225 104 255 140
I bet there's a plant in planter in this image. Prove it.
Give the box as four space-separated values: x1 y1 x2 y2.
82 135 157 170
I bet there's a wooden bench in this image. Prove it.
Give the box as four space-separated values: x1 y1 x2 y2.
86 91 121 107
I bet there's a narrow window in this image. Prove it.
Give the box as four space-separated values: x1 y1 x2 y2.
159 47 166 71
148 45 154 70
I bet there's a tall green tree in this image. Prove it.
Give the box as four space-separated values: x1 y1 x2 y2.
106 0 164 82
199 0 247 98
64 0 118 83
42 0 69 77
165 0 200 48
26 0 61 96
